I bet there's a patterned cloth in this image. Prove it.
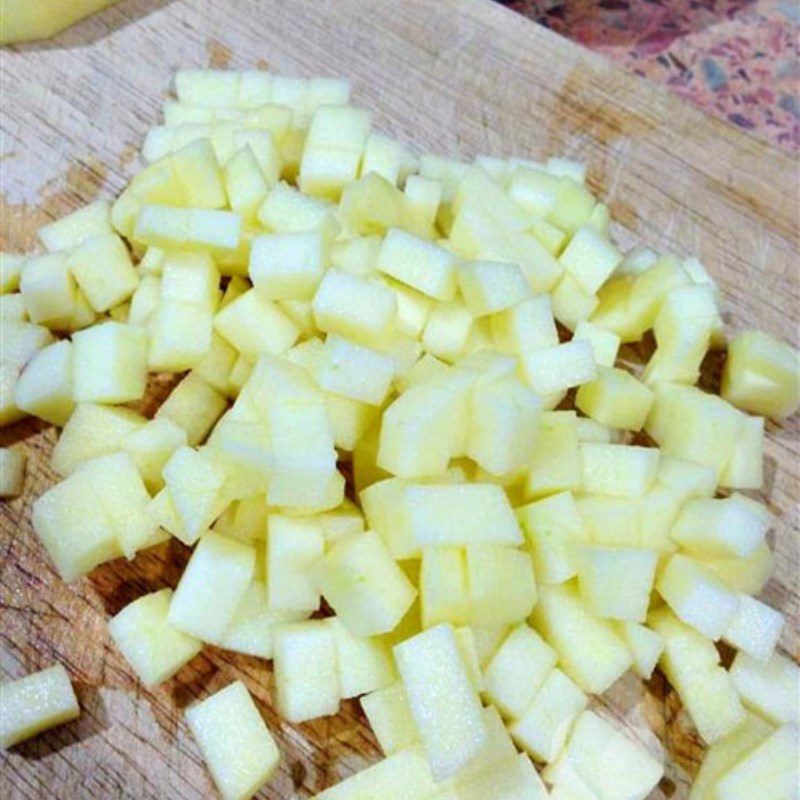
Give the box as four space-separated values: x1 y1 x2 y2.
498 0 799 152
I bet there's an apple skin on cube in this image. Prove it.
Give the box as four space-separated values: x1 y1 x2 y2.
310 532 417 638
715 725 798 800
13 340 74 426
108 589 202 687
484 624 557 719
510 668 588 764
0 664 80 749
167 532 255 644
730 651 799 726
272 619 340 723
656 554 740 641
72 321 147 404
394 624 488 781
185 680 281 800
530 582 632 694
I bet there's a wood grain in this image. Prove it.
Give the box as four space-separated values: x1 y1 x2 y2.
1 1 798 798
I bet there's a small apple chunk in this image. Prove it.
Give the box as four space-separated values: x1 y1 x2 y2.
0 447 26 498
0 664 79 749
185 680 281 800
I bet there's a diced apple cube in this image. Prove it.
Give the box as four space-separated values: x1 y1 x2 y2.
572 320 620 368
559 710 663 800
715 725 798 800
249 230 325 301
14 339 74 425
577 495 641 547
185 680 281 800
466 545 537 627
531 582 631 694
168 532 255 643
67 233 139 312
224 145 271 222
491 294 559 356
312 268 397 344
550 272 599 331
722 594 784 662
701 541 774 596
135 205 242 255
517 491 587 585
32 469 121 580
656 554 739 640
484 624 557 719
456 752 550 800
361 682 419 755
422 300 474 363
559 226 621 294
266 515 324 613
311 532 417 637
613 622 664 679
0 664 79 748
521 340 597 399
340 172 403 236
576 546 658 622
671 494 771 559
420 546 470 628
156 372 228 446
108 589 202 686
718 413 764 490
394 624 488 780
510 668 588 763
19 252 75 327
457 260 530 317
402 175 442 239
730 651 799 725
405 482 522 547
257 180 340 241
330 617 396 699
523 412 581 500
575 366 654 431
39 200 112 251
315 334 396 406
72 321 147 403
273 619 340 723
580 443 660 498
722 329 799 420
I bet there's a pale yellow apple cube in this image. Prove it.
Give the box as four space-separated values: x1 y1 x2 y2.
576 366 654 431
14 339 74 425
67 233 139 313
224 145 271 223
330 234 382 277
39 200 112 251
510 668 588 763
420 546 470 629
148 302 214 372
402 175 442 238
214 288 300 359
0 664 79 749
376 228 458 301
361 132 414 186
484 624 557 719
51 402 145 476
613 621 664 680
531 582 631 694
718 413 764 490
722 330 799 420
422 301 474 363
549 272 599 331
577 495 641 547
572 320 620 367
266 515 324 613
257 180 340 241
20 252 75 327
156 373 228 446
193 333 239 396
722 594 783 663
72 321 147 403
340 172 403 236
312 268 397 344
394 624 488 780
361 682 419 755
186 680 280 800
122 418 187 493
168 532 255 643
315 334 396 406
456 752 550 800
135 205 242 256
523 412 581 500
730 651 799 726
311 532 417 637
559 225 621 294
108 589 202 686
330 617 396 699
128 274 161 328
249 231 325 301
490 295 559 355
466 544 537 627
576 546 658 622
520 340 597 398
580 443 660 498
273 619 340 723
457 260 531 317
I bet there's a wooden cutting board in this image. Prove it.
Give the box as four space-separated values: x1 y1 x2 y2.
1 1 798 798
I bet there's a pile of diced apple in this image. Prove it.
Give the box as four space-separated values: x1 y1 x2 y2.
1 67 798 800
